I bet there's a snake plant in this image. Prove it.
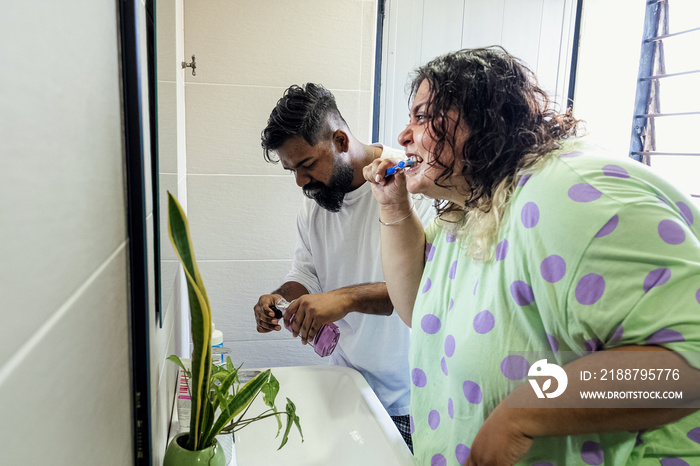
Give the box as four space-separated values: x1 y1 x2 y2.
166 192 302 452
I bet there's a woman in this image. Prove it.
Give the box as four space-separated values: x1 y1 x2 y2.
364 47 700 465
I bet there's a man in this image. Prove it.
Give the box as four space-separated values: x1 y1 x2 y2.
254 83 434 452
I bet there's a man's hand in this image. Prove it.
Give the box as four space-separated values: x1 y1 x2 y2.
253 293 284 333
284 291 352 344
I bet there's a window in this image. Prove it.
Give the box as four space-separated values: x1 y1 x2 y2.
630 0 700 201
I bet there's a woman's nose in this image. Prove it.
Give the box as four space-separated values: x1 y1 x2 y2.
398 125 413 148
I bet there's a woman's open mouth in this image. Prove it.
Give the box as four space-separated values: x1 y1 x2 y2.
406 155 423 172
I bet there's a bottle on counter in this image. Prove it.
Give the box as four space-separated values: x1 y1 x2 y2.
211 323 224 365
271 297 340 358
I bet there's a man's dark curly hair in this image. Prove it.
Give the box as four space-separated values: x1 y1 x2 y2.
261 83 347 163
409 46 581 217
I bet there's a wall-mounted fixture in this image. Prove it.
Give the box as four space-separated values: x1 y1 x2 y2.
181 54 196 76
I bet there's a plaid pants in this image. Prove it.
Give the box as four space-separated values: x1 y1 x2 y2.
390 415 414 454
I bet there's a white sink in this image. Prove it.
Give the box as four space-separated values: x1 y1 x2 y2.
234 365 415 465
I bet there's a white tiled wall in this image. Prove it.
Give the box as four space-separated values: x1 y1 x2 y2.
180 0 378 369
1 1 133 464
380 0 578 147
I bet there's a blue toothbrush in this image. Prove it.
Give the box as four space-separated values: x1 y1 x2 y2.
385 159 416 177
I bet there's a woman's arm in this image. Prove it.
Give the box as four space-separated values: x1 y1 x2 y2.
467 345 700 465
364 159 426 327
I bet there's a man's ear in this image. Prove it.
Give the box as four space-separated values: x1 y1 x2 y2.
332 129 350 153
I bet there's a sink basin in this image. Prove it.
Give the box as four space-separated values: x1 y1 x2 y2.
234 365 414 465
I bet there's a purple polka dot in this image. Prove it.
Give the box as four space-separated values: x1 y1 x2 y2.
659 219 686 245
677 201 694 225
585 338 603 352
455 444 470 464
575 273 605 305
441 357 448 375
547 333 559 353
594 214 619 238
473 310 495 334
510 280 535 306
448 298 455 311
412 368 427 387
581 441 604 465
449 260 458 279
410 416 414 434
647 328 685 345
500 355 530 380
428 410 440 430
422 278 432 294
569 183 602 202
603 164 629 178
610 326 624 342
643 268 671 293
518 174 532 186
521 202 540 228
697 289 700 305
687 427 700 444
446 233 456 243
444 335 455 357
426 243 436 262
560 151 583 158
421 314 442 334
660 459 689 466
495 239 509 261
431 454 446 466
540 255 566 283
463 380 483 404
448 398 454 419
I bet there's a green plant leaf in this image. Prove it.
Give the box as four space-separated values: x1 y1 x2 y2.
288 398 303 441
181 273 212 450
277 397 303 450
261 373 280 408
167 355 192 380
215 389 232 419
202 369 271 447
167 192 214 451
211 367 239 414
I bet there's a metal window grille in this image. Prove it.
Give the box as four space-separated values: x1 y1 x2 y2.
629 0 700 199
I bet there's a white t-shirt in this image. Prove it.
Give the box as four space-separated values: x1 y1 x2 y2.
284 145 435 416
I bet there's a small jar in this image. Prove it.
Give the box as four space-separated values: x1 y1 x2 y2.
272 297 340 358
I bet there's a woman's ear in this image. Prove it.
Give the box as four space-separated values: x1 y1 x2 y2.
332 129 350 153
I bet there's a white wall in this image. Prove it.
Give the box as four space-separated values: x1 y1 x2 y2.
179 0 378 369
380 0 578 147
0 1 133 464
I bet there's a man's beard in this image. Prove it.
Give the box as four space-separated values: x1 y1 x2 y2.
302 160 354 212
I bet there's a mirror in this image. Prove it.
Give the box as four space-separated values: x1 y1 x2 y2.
152 1 383 370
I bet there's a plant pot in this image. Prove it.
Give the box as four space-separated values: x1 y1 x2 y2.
164 433 226 466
